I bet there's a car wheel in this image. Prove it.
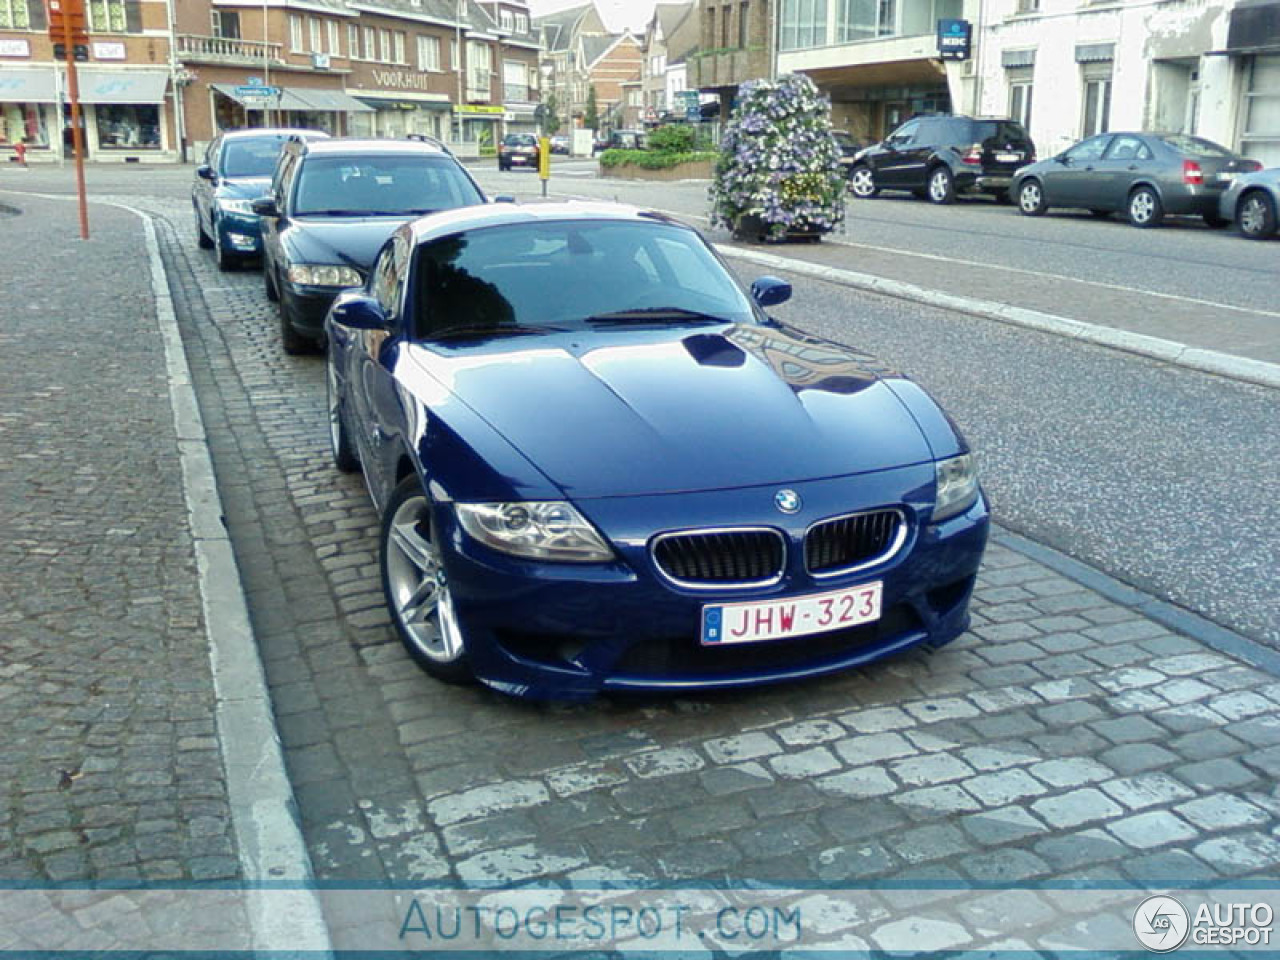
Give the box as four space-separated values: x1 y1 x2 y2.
214 223 238 271
849 164 878 199
1127 186 1164 228
1017 179 1047 216
278 293 314 356
264 262 279 302
326 344 359 474
1089 209 1111 219
927 166 955 205
1236 190 1277 240
381 476 473 683
195 208 213 249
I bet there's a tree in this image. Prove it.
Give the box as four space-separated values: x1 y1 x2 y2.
709 74 847 241
542 91 562 136
584 86 599 131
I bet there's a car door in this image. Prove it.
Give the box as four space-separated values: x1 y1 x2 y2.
1095 134 1152 210
875 119 923 188
1046 135 1112 207
195 137 221 234
352 234 412 504
261 150 297 283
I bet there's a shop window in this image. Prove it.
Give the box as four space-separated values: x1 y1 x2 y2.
0 103 48 147
0 0 31 29
96 104 160 149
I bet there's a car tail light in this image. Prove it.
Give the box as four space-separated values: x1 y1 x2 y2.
962 143 982 165
1241 159 1263 172
1182 160 1203 185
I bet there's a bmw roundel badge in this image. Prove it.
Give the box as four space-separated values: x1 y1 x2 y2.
775 489 802 514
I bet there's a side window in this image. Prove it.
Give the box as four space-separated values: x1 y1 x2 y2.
888 120 920 145
1104 135 1145 161
372 235 408 320
274 153 298 207
206 137 220 170
1065 135 1111 163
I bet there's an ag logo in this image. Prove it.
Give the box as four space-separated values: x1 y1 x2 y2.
1134 895 1190 952
774 489 801 514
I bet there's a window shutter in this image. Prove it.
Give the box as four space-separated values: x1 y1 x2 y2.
126 0 143 33
28 0 47 29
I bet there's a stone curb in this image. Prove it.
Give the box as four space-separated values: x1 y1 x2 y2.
0 189 333 953
713 243 1280 392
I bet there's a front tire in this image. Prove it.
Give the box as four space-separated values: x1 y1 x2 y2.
326 345 359 474
849 164 878 199
195 208 213 249
1017 179 1047 216
1127 186 1164 228
1237 190 1277 240
264 263 279 302
380 477 473 683
279 294 315 356
927 166 955 205
214 223 238 271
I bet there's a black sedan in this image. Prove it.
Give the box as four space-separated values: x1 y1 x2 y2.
1013 133 1263 228
255 137 486 353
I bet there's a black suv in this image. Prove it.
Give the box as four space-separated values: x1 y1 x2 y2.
848 116 1035 204
255 137 486 353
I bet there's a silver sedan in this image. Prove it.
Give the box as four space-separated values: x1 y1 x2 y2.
1219 167 1280 240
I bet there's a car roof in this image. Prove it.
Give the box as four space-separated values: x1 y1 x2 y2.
297 137 452 156
406 201 684 245
222 127 328 141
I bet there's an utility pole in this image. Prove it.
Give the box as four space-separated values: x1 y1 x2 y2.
455 0 465 146
164 0 187 160
263 0 272 126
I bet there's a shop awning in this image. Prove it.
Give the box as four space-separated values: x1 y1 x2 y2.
1225 0 1280 52
0 69 58 103
75 69 168 104
355 95 451 111
800 59 948 100
289 89 374 113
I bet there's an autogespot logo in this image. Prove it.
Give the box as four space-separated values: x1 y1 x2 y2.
774 489 802 514
1134 895 1190 952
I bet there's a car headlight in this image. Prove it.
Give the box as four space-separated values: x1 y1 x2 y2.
287 264 363 288
218 197 255 216
933 453 979 523
455 501 614 563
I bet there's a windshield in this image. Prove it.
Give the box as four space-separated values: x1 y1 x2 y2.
972 121 1029 145
1159 135 1232 158
221 136 292 178
412 220 756 340
294 155 484 216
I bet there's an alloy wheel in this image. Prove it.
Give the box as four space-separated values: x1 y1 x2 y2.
1240 194 1272 238
1019 182 1043 215
928 168 954 204
1129 189 1157 226
384 496 464 664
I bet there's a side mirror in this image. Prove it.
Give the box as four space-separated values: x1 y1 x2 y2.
330 294 388 331
251 197 279 217
197 164 216 181
1056 155 1072 166
750 276 792 308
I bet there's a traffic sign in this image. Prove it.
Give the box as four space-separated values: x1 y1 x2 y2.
46 0 88 45
236 84 279 100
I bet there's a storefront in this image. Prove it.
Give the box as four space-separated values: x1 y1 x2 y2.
349 93 452 141
453 103 503 150
0 68 57 161
1222 0 1280 166
75 68 173 160
209 84 373 138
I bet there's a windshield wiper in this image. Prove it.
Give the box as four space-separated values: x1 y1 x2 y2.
581 308 732 326
299 209 369 217
429 323 570 341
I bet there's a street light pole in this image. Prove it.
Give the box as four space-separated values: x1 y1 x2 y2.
263 0 272 126
455 0 465 147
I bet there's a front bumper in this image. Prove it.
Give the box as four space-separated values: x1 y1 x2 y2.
282 283 343 337
216 211 263 254
435 466 990 700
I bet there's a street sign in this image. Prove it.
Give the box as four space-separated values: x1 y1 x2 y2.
936 19 972 61
46 0 88 45
677 90 700 122
236 84 279 101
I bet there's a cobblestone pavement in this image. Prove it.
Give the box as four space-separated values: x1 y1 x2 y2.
65 191 1280 949
0 196 240 885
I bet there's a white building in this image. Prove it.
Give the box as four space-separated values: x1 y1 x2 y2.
971 0 1280 164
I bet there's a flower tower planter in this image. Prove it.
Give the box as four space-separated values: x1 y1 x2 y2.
709 74 848 243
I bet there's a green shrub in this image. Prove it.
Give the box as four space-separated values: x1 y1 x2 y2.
599 149 717 171
647 124 695 154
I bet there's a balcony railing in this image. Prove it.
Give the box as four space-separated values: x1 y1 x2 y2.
177 34 285 65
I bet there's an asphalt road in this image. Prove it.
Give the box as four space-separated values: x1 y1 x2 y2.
3 161 1277 646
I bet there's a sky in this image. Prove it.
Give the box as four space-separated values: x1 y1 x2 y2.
525 0 658 33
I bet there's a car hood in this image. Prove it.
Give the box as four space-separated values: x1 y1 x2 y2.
216 176 272 201
407 324 937 499
283 217 407 271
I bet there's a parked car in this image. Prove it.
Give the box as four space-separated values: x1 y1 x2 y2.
324 201 989 700
1219 166 1279 240
550 134 571 155
255 137 486 354
1013 133 1263 228
847 116 1034 204
498 133 539 171
192 128 328 270
605 129 645 151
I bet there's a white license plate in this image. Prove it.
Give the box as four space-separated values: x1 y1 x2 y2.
996 152 1022 163
1218 172 1236 183
700 582 882 646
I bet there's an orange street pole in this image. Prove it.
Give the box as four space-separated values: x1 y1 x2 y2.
60 6 89 239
